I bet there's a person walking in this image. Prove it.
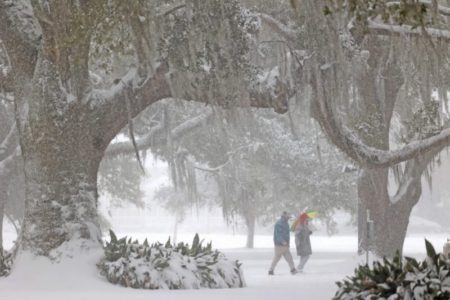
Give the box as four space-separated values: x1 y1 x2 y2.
294 212 312 272
268 211 297 275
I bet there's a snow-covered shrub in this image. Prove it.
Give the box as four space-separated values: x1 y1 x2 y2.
0 248 14 277
98 231 245 289
334 240 450 300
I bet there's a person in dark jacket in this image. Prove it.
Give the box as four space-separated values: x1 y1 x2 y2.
294 212 312 272
268 211 297 275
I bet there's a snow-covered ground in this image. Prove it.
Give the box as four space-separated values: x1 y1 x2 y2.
0 232 448 300
1 156 448 299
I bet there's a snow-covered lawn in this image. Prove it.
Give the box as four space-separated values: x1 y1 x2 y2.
0 233 448 300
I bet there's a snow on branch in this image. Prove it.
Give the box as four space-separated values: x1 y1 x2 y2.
89 64 172 142
258 13 297 43
105 121 164 158
327 111 450 168
312 65 450 169
105 108 214 158
368 19 450 43
171 110 214 140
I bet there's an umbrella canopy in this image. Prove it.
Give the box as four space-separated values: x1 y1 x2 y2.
305 209 317 219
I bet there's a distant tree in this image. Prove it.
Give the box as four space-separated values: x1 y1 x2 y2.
140 99 357 248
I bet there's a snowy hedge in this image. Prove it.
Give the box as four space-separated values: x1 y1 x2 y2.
98 231 245 289
0 248 14 277
334 240 450 300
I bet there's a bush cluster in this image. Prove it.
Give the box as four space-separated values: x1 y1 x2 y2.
334 240 450 299
0 248 14 277
98 231 245 289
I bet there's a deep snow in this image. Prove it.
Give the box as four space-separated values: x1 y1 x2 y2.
0 233 448 300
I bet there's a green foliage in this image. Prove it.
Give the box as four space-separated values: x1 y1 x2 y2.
98 230 244 289
334 240 450 299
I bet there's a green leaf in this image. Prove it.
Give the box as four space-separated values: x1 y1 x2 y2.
192 233 200 249
165 237 171 248
425 239 437 261
109 229 117 243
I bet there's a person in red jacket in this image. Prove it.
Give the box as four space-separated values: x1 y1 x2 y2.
294 212 312 272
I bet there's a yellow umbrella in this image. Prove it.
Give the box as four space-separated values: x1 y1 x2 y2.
306 209 317 219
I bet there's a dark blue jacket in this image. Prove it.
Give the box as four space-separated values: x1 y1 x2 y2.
273 217 290 246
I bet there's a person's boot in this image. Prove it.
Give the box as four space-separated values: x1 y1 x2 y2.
290 268 298 275
268 270 274 275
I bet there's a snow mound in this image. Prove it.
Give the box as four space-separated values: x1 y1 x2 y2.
98 231 245 289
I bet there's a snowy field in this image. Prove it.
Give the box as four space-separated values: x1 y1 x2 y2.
1 232 448 300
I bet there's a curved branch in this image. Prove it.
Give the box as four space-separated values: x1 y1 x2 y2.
391 145 443 205
90 63 172 147
312 66 450 169
368 19 450 43
105 108 214 158
258 13 297 43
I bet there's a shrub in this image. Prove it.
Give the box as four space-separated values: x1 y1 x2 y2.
98 230 245 289
334 240 450 300
0 247 15 277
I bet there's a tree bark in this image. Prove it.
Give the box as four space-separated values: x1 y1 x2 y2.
0 190 4 253
357 168 420 257
17 55 106 256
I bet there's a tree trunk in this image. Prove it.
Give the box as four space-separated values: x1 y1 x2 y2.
18 57 106 257
245 213 256 249
0 195 4 253
357 168 421 257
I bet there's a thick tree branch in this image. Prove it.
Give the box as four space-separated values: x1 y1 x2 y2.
312 66 450 169
258 13 298 43
105 108 214 157
368 19 450 43
391 146 443 205
0 0 40 79
91 64 172 148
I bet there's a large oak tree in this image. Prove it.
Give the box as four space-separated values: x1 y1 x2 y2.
0 0 287 260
